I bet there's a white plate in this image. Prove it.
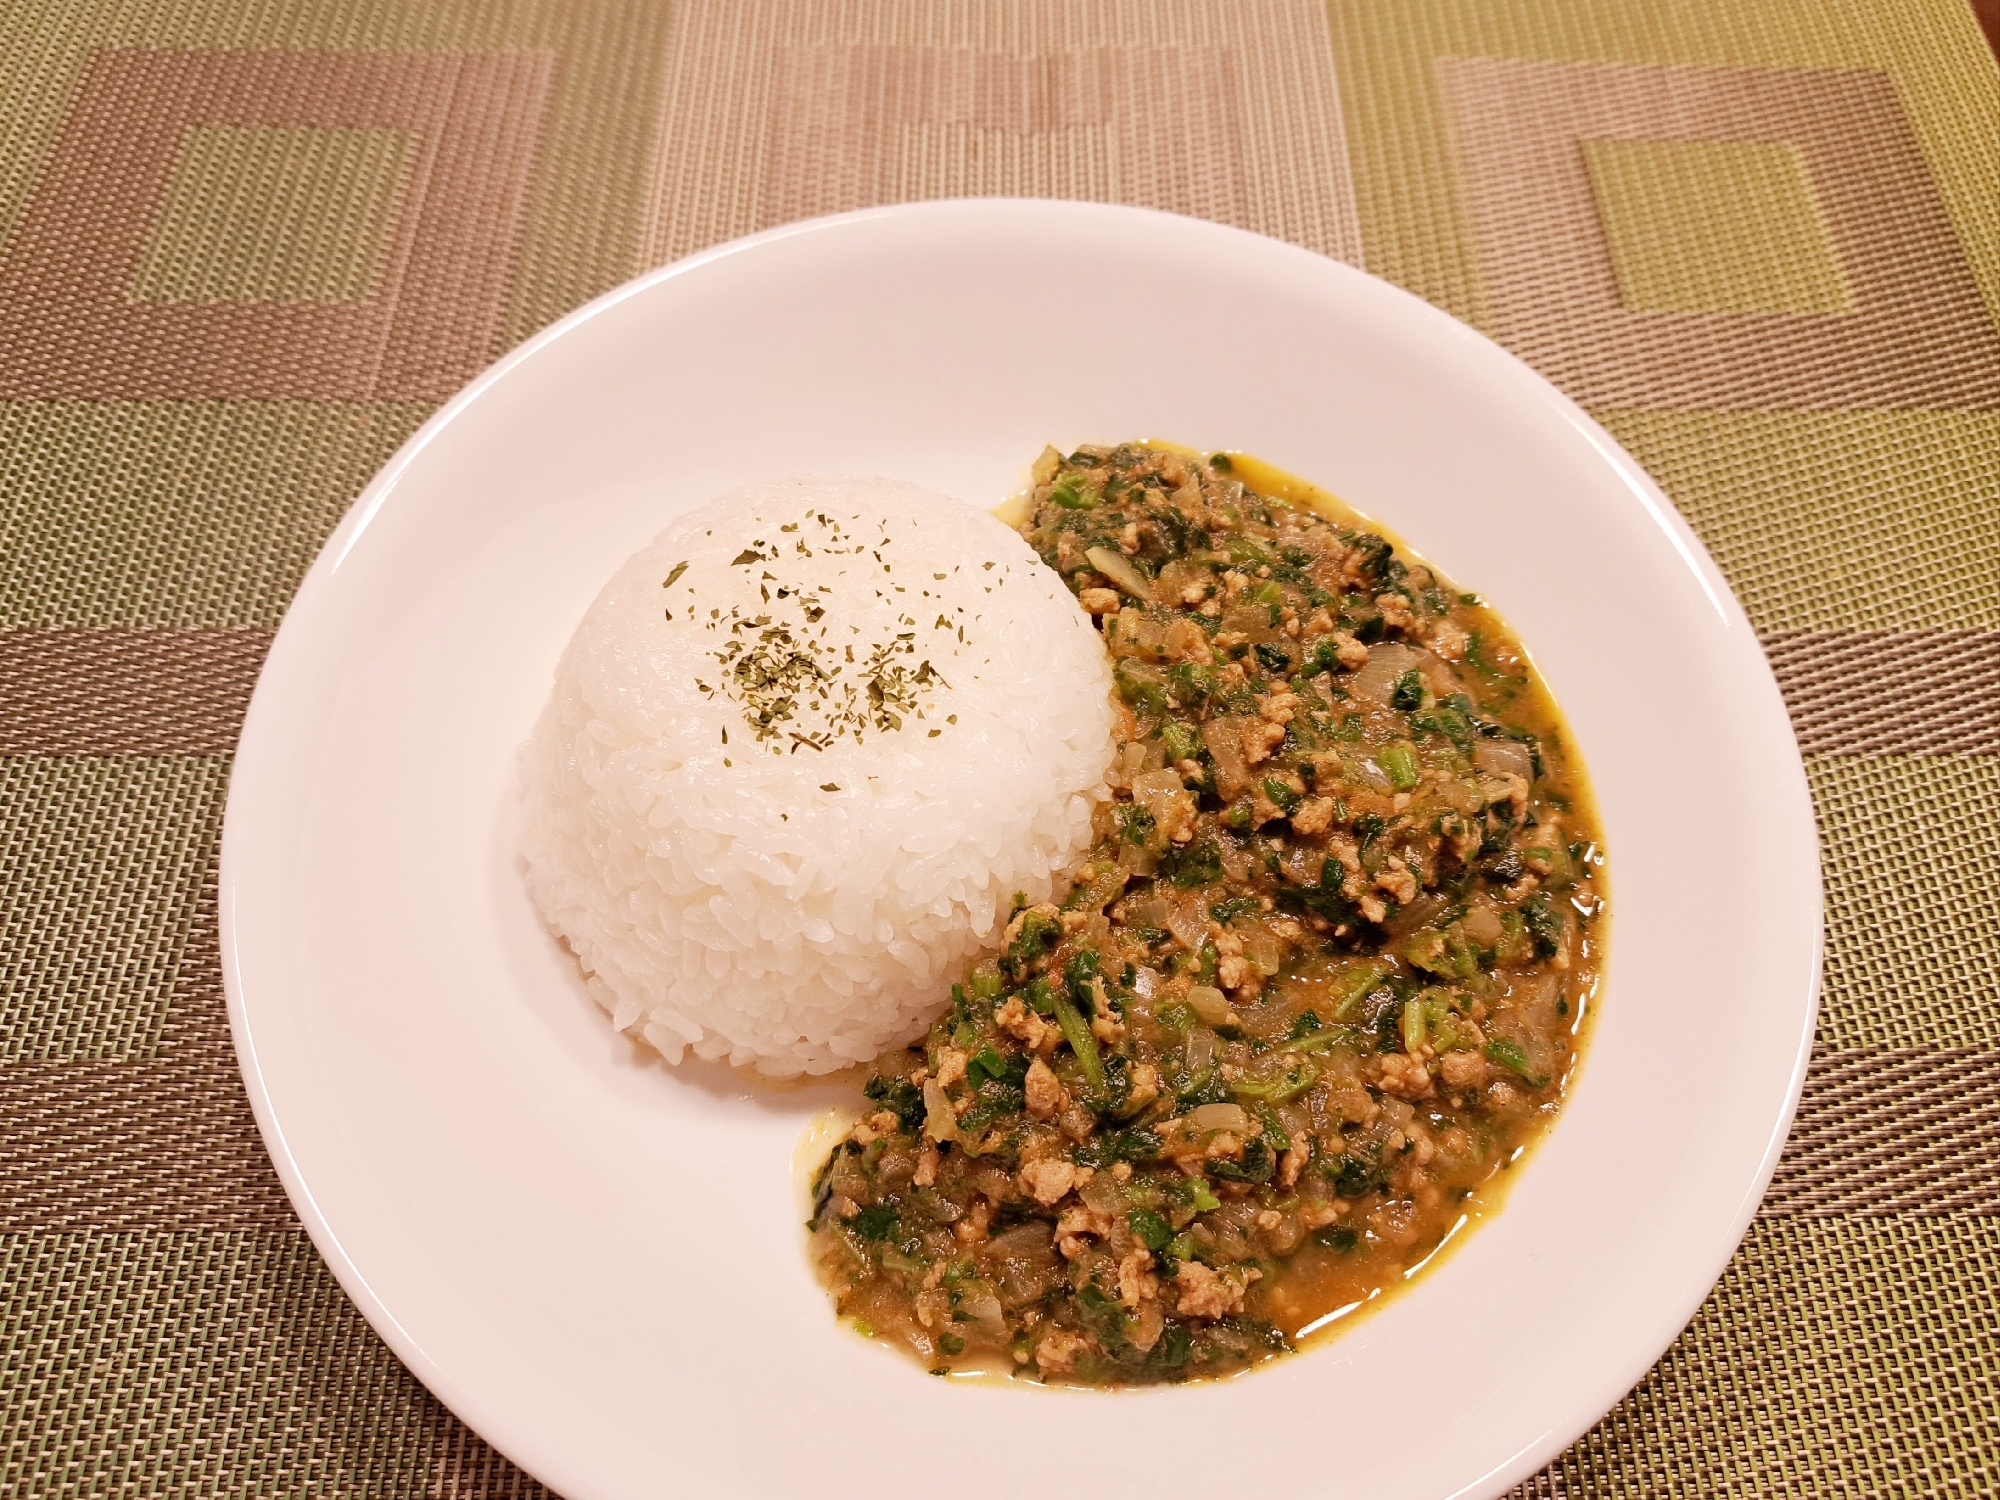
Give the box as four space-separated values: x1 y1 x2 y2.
223 201 1819 1500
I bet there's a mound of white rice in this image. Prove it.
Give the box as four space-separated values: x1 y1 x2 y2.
519 478 1116 1076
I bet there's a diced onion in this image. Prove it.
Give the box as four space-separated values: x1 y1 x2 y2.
1349 642 1423 702
1131 769 1192 850
1241 922 1283 976
1164 896 1211 954
1220 603 1277 643
1185 984 1236 1026
1086 546 1155 602
1385 892 1451 939
1187 1103 1251 1133
987 1221 1056 1263
1473 738 1535 781
1157 560 1209 603
1081 1172 1126 1214
923 1079 959 1142
962 1289 1008 1339
1201 717 1251 799
1353 756 1393 792
1460 903 1504 946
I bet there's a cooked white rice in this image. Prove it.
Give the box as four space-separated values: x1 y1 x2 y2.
519 478 1116 1077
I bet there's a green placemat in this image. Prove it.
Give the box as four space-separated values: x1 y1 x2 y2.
3 0 1995 1493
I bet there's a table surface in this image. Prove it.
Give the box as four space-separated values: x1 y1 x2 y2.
2 1 1996 1495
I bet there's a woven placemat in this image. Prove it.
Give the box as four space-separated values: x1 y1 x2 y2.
3 0 1995 1493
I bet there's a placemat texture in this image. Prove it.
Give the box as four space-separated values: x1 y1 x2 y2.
2 0 1995 1493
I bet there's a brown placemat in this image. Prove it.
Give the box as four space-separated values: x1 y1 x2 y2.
3 0 1996 1493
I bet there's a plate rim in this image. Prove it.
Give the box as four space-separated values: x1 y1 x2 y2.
220 197 1822 1498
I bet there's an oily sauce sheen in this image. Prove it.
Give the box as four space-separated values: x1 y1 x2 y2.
808 443 1606 1386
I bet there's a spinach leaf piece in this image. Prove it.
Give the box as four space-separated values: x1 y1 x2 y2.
850 1204 899 1241
861 1074 926 1132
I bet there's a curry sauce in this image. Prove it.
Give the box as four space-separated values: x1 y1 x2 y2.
808 442 1605 1385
